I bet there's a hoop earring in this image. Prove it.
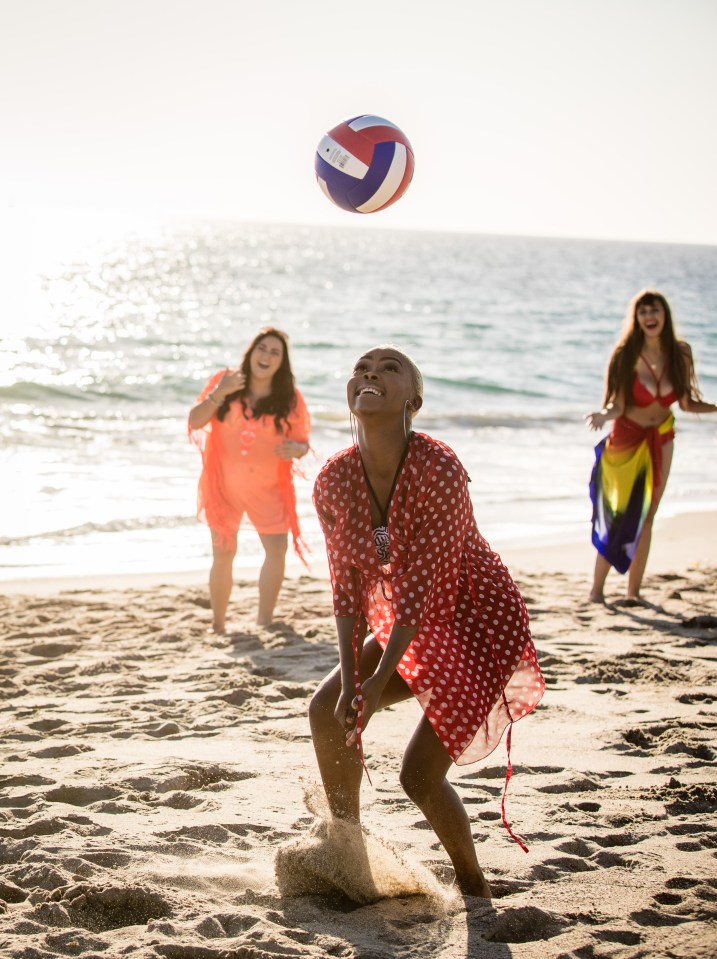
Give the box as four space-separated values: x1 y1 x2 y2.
403 402 412 441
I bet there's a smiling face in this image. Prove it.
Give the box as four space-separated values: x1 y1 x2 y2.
249 334 285 384
347 346 423 419
636 299 666 341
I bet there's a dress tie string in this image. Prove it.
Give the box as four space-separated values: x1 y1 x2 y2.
351 616 372 785
465 560 529 853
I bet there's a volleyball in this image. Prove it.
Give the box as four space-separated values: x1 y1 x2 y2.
314 115 415 214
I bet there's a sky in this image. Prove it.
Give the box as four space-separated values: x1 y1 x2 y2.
1 0 716 247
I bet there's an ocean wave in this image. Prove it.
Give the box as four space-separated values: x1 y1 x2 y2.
423 374 549 399
0 381 143 404
310 408 584 430
0 515 195 547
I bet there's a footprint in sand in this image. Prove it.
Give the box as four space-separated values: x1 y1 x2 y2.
27 642 79 659
538 776 601 794
541 855 597 874
44 785 122 807
26 719 71 733
79 849 133 869
122 762 256 795
620 722 715 761
639 778 717 815
6 861 72 892
0 774 55 788
0 816 74 842
666 822 717 837
676 690 716 705
39 883 173 932
585 831 647 848
591 928 642 946
554 838 598 857
484 904 569 943
0 879 29 903
32 744 93 759
629 907 687 927
657 877 717 922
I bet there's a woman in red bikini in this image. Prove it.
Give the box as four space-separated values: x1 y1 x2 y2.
585 290 716 603
310 345 544 897
189 328 310 631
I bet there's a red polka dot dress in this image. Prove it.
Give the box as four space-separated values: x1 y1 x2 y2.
313 432 544 766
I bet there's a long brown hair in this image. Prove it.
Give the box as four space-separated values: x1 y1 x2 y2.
603 290 700 409
217 327 297 430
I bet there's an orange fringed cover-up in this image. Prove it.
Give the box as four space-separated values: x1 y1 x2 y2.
189 371 311 563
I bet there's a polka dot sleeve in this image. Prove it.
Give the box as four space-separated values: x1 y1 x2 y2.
390 449 471 628
313 457 360 618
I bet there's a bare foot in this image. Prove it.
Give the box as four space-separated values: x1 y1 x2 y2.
211 622 226 635
256 615 273 627
588 590 605 604
456 870 492 899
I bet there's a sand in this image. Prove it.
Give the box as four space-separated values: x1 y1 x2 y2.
1 518 716 958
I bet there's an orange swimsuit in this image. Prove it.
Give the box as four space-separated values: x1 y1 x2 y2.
189 371 310 560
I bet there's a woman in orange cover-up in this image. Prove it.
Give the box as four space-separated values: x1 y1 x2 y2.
309 345 544 898
189 328 310 631
585 290 716 604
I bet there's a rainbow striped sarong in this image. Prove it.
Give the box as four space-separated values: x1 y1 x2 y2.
589 414 674 574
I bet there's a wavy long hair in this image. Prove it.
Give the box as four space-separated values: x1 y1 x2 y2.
603 290 700 409
216 327 297 430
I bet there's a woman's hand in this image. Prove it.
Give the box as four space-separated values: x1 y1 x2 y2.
334 688 357 733
584 410 608 431
275 439 308 460
345 674 384 748
214 369 246 400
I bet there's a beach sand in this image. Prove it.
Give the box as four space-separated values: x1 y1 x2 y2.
1 514 716 958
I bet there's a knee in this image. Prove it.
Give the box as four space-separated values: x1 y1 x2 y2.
399 761 433 806
263 535 288 560
309 678 337 734
274 536 289 558
212 544 236 563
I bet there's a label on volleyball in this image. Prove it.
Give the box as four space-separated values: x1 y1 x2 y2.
316 134 369 180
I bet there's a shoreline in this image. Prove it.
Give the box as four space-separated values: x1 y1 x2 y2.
3 509 716 597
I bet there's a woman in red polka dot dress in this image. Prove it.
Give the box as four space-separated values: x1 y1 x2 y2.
310 345 544 897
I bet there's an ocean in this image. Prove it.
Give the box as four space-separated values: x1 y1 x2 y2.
2 220 716 582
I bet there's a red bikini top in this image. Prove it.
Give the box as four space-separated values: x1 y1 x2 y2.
632 354 677 408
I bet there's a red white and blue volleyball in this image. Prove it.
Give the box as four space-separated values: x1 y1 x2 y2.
314 115 415 214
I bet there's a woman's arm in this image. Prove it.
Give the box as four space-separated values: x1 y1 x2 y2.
335 616 365 689
584 394 624 431
188 370 246 430
333 615 367 733
276 390 311 459
372 624 419 687
678 344 717 414
681 398 717 414
275 439 310 460
346 622 418 746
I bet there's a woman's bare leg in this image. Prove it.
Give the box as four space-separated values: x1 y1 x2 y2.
209 531 237 633
400 718 491 898
627 440 674 599
257 533 288 626
590 554 611 603
309 637 413 821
